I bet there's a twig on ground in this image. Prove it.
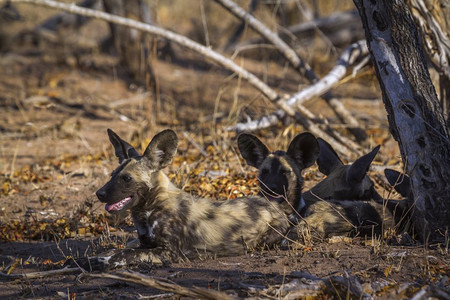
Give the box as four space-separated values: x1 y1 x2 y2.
182 131 208 157
268 272 373 299
0 267 82 280
7 0 357 157
86 271 236 300
108 92 150 109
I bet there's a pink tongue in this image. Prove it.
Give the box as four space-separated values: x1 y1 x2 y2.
105 197 132 212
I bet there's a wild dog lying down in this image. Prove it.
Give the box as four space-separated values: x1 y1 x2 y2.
296 168 414 238
237 132 320 217
302 138 382 206
92 129 290 269
239 134 409 238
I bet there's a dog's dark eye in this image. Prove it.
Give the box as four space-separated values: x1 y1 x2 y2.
121 174 132 182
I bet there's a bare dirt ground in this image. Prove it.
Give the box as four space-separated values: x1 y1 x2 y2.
0 1 448 299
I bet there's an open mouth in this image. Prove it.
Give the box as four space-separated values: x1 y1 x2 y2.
105 196 133 212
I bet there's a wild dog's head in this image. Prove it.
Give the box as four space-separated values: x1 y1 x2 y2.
96 129 178 214
306 138 381 201
238 132 319 213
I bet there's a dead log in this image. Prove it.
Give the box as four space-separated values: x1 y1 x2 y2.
355 0 450 242
87 271 236 300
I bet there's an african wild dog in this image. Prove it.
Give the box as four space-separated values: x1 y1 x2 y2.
237 132 320 217
239 134 409 238
302 138 382 205
237 133 382 237
92 129 290 269
296 168 414 238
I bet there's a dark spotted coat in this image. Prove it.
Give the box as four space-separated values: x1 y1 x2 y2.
238 132 320 218
238 134 411 238
94 129 289 269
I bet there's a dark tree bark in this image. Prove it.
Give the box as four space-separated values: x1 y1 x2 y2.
354 0 450 242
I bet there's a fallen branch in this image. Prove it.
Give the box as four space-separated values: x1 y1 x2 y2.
215 0 366 141
230 10 363 51
86 271 235 300
231 40 368 152
7 0 357 157
0 267 81 280
266 272 372 299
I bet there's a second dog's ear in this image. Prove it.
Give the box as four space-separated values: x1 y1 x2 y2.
346 145 380 184
287 132 319 169
107 129 140 163
238 133 269 169
143 129 178 169
316 138 343 175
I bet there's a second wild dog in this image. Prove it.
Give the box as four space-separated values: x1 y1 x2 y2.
93 129 290 269
237 132 319 217
239 134 411 238
297 169 414 238
302 138 382 205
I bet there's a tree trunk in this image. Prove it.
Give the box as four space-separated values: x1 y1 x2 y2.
354 0 450 242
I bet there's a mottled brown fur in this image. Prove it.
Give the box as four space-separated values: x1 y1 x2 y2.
239 134 410 239
94 129 289 269
295 199 396 238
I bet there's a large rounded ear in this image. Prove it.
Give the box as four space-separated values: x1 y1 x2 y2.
384 169 411 198
237 133 269 169
316 138 343 175
346 145 380 184
107 129 140 163
286 132 319 169
143 129 178 169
